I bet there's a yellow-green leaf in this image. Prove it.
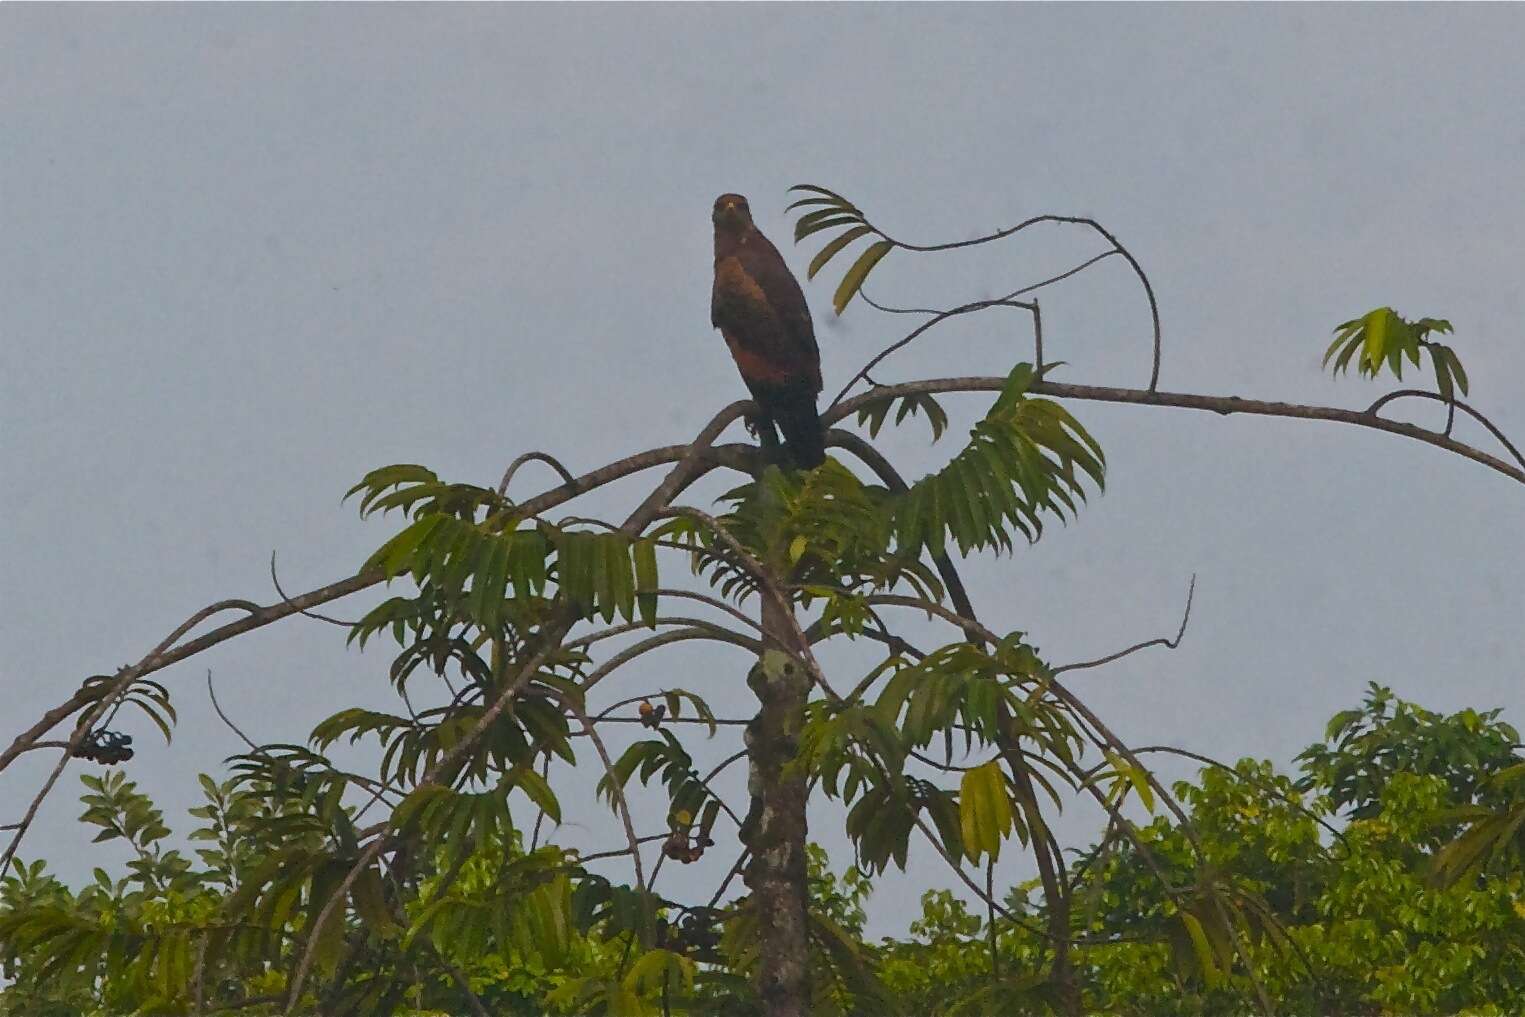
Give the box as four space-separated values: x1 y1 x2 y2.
959 760 1014 863
833 240 894 315
808 225 875 280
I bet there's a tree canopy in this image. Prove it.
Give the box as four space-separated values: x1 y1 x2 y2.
4 183 1523 1016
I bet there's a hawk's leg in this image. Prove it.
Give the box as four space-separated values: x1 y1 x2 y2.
745 411 786 466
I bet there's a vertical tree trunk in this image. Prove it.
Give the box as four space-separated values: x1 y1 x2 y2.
740 592 812 1017
998 707 1081 1016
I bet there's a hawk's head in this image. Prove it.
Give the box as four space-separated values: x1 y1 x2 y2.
712 193 753 232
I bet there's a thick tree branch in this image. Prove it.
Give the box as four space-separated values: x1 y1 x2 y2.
827 377 1525 487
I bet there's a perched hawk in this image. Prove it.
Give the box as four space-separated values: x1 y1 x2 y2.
711 193 826 469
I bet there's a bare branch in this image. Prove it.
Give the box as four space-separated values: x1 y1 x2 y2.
270 551 356 627
826 376 1525 487
574 833 670 865
564 694 649 901
1052 575 1195 676
570 616 764 654
497 450 577 496
1366 389 1525 471
706 848 749 909
866 212 1162 390
860 249 1117 318
207 669 260 754
580 627 763 695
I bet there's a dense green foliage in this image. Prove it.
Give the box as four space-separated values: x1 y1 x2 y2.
5 686 1524 1015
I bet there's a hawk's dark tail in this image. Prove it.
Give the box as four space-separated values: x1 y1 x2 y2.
774 392 826 470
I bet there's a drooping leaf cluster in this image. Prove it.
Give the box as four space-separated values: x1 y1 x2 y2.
1323 307 1470 401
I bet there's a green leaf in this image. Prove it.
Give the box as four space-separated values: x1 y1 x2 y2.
795 209 863 242
959 761 1014 863
832 240 895 315
1180 911 1222 988
808 225 875 280
633 538 658 628
512 766 562 824
1362 307 1392 372
350 865 398 937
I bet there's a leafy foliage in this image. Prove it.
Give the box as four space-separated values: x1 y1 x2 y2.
1323 307 1470 401
787 185 894 314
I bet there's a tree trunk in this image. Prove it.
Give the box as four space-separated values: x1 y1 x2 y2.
740 592 812 1017
998 709 1081 1016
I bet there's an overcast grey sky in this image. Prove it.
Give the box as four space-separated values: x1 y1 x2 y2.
4 4 1523 936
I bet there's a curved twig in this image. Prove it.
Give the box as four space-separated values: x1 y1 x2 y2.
826 298 1018 411
579 627 763 695
498 451 577 497
207 669 260 754
870 212 1161 389
570 616 763 653
860 249 1117 319
1052 576 1195 676
565 695 649 902
270 551 356 627
1366 389 1525 472
567 588 764 649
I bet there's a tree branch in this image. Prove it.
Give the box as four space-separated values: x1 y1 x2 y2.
1365 389 1525 471
826 377 1525 487
498 450 577 496
1052 575 1195 676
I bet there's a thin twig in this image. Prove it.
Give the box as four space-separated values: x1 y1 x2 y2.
206 670 261 753
861 250 1117 319
844 209 1159 390
706 849 749 909
498 450 577 497
1366 389 1525 471
575 833 671 865
579 627 763 695
569 614 763 652
565 695 649 902
1052 576 1195 675
270 551 357 627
